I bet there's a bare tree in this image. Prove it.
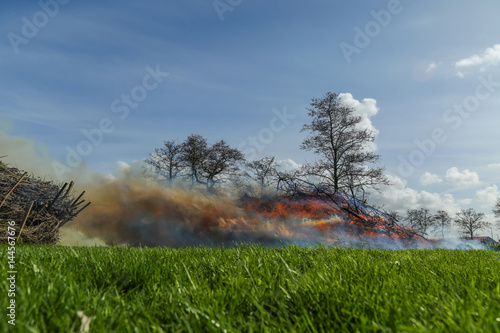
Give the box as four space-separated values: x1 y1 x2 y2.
493 197 500 218
493 197 500 230
454 208 489 239
199 139 245 192
144 140 183 185
403 209 419 231
404 208 434 235
244 156 278 197
300 92 389 199
431 210 452 238
145 134 245 192
180 134 208 189
383 210 403 226
275 168 305 198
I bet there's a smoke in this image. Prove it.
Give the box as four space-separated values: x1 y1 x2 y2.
435 238 486 250
0 131 92 183
0 130 280 247
0 131 56 177
58 227 106 246
74 179 294 247
69 174 430 248
72 175 490 249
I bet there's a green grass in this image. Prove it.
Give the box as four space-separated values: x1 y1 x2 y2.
1 245 499 332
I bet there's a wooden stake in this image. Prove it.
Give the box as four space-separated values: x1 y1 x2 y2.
0 172 27 210
74 202 91 216
63 181 74 198
45 182 67 212
70 191 86 207
17 201 34 243
60 202 91 227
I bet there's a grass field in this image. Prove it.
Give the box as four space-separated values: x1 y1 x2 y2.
1 245 499 332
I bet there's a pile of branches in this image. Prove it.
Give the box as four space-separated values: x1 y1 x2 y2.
0 160 90 244
309 189 427 243
243 189 426 246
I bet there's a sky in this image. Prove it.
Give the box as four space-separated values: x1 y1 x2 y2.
1 0 500 235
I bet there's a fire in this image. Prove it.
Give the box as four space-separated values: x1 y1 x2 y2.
74 179 424 248
244 197 340 220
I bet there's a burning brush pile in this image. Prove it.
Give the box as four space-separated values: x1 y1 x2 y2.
0 160 90 244
75 180 425 248
243 192 424 248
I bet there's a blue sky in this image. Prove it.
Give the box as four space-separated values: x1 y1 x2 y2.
1 0 500 231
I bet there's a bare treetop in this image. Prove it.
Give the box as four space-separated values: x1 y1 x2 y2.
201 139 245 191
492 197 500 231
145 134 244 193
244 156 278 198
144 140 183 185
300 92 389 201
454 208 489 239
493 197 500 219
181 134 209 188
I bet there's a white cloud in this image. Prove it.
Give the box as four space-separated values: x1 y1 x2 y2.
454 44 500 77
420 172 443 186
458 198 472 206
475 185 499 208
425 62 437 73
110 160 144 179
370 175 460 214
117 161 131 173
411 61 439 82
487 163 500 169
276 158 301 171
339 92 380 150
445 167 481 188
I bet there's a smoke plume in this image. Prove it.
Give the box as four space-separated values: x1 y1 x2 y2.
0 131 92 183
75 180 295 247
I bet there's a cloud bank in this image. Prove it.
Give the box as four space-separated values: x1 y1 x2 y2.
455 44 500 77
